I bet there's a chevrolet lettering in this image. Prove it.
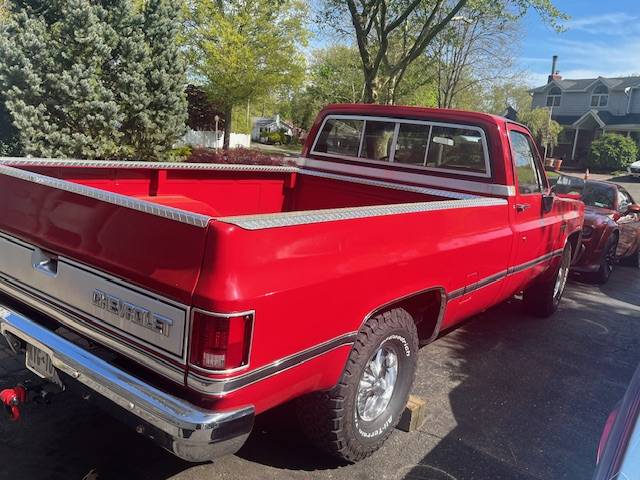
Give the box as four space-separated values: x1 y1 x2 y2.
91 289 172 337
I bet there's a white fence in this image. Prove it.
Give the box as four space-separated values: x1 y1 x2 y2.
181 129 251 149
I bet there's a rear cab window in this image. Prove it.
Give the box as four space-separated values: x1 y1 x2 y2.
311 115 491 178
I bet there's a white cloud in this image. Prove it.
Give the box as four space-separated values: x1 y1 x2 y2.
563 12 640 36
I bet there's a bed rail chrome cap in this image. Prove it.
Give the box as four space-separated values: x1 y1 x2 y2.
0 305 254 462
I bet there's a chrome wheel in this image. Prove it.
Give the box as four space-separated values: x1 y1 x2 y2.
554 249 570 300
357 345 398 422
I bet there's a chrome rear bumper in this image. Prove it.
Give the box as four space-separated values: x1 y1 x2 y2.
0 304 254 462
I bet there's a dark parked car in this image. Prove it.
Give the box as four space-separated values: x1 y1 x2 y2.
553 175 640 283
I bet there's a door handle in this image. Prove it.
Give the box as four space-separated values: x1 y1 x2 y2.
515 203 530 212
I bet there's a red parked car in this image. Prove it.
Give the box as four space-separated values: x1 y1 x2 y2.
0 105 583 462
554 175 640 283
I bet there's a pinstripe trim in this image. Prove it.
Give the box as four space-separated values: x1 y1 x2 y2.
186 332 358 395
448 248 565 300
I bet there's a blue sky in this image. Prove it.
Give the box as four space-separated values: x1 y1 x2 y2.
520 0 640 86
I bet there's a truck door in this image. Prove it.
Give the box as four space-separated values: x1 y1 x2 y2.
506 125 556 291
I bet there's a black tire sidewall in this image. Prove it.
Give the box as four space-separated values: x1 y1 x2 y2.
348 330 416 445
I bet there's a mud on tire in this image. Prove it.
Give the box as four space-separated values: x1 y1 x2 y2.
297 308 418 462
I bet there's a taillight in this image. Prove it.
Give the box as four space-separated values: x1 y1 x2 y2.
190 311 253 371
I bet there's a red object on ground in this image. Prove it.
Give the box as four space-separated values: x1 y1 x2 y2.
0 386 27 421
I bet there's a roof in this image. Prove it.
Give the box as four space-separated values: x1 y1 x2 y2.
253 117 295 129
553 111 640 128
531 76 640 94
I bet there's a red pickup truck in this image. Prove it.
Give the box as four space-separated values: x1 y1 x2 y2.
0 105 583 462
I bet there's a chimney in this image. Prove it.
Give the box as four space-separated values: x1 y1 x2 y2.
548 55 562 83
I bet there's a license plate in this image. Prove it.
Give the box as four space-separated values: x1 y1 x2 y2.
26 344 57 380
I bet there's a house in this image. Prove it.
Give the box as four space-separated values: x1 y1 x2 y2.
530 56 640 166
251 115 295 143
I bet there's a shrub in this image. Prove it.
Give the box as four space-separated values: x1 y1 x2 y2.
588 134 638 171
187 148 296 166
265 130 286 145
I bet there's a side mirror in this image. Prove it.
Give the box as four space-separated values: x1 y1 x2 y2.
542 193 555 214
627 203 640 215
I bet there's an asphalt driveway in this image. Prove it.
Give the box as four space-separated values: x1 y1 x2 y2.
0 263 638 480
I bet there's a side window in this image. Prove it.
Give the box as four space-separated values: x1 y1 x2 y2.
394 123 430 165
618 189 633 214
425 126 487 174
313 118 364 157
510 131 543 194
359 121 396 161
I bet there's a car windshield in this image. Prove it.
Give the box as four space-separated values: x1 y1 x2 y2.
553 176 616 209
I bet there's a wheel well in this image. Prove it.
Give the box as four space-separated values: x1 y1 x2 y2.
367 289 445 347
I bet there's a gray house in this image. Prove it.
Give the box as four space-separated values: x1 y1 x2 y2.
531 58 640 166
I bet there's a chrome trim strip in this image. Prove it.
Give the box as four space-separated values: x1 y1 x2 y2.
0 306 255 462
217 197 507 230
309 114 493 178
0 165 212 228
0 157 297 173
186 332 358 395
297 158 516 197
447 249 565 300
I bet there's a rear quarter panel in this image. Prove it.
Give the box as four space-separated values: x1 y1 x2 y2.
193 202 513 412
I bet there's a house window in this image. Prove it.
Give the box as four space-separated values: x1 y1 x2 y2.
591 85 609 107
546 87 561 107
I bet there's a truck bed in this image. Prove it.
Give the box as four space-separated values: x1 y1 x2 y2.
4 160 469 218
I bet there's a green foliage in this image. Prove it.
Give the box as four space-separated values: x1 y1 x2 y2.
186 0 308 147
0 0 187 160
0 93 21 155
266 130 290 145
588 134 638 171
519 108 562 150
167 144 192 162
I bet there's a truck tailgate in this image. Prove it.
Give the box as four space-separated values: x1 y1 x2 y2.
0 166 211 361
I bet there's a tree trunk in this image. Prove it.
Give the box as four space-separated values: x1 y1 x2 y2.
223 106 232 150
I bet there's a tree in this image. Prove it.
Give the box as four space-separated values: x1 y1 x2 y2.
0 0 187 160
186 0 308 149
520 107 561 153
482 81 532 116
429 11 520 109
319 0 565 104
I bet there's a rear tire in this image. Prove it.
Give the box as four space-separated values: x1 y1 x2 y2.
523 244 572 318
593 235 618 284
297 308 418 462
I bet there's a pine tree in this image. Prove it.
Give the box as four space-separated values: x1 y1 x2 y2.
0 0 188 160
139 0 187 160
0 0 122 158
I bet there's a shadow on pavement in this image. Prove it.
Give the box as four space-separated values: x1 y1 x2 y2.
402 272 640 480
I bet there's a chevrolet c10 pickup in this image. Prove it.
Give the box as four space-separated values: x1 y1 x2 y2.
0 104 584 462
